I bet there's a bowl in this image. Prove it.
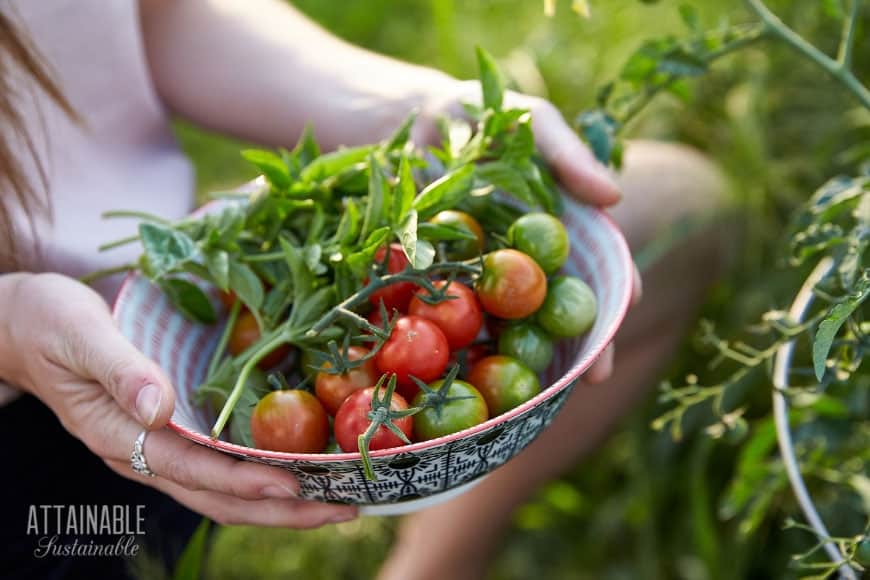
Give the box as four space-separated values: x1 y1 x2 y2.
112 194 633 513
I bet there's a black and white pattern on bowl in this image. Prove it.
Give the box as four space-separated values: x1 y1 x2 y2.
112 195 632 505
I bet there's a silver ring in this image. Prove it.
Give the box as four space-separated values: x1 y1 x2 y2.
131 430 156 478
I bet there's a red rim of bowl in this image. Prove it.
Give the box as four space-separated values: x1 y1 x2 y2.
112 204 633 462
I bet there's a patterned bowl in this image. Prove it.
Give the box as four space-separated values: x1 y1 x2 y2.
112 195 633 514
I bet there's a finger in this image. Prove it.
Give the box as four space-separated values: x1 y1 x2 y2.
584 344 614 384
530 101 622 207
61 312 175 429
105 418 304 501
105 459 358 528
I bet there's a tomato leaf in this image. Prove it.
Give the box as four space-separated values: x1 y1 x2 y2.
139 223 198 279
395 209 435 270
241 149 292 190
412 164 474 219
418 222 478 242
292 125 321 168
576 109 622 167
813 274 870 380
476 161 537 208
383 112 417 152
159 278 217 324
360 155 388 243
334 198 362 246
228 260 264 311
203 249 230 290
346 226 391 278
476 46 504 112
300 145 374 182
392 154 416 226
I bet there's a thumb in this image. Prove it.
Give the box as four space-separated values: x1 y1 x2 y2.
63 317 177 429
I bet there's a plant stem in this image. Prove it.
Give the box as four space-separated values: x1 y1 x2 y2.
98 235 140 252
206 300 242 380
78 263 136 284
101 210 172 224
837 0 861 68
210 331 290 437
745 0 870 109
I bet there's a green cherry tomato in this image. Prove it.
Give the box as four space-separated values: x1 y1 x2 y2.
467 355 541 416
412 379 489 441
497 323 554 373
537 276 597 338
429 210 486 260
507 213 570 274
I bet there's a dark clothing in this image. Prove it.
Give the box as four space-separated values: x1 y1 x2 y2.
0 395 200 580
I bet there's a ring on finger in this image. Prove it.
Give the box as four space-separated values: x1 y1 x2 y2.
130 430 156 478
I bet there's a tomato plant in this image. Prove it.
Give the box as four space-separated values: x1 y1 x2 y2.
476 249 547 319
507 213 570 274
375 315 450 398
468 355 541 416
408 280 483 350
315 346 378 415
334 386 413 453
250 390 329 453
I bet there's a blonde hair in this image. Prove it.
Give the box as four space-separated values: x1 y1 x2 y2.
0 12 76 267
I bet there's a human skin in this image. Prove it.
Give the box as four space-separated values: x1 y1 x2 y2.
0 0 626 530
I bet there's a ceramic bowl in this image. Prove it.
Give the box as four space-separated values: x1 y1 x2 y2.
112 195 633 514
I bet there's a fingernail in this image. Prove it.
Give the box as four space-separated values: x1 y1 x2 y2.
261 484 299 499
135 384 162 426
329 510 357 524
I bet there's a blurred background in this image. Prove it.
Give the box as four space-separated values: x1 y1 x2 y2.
171 1 870 578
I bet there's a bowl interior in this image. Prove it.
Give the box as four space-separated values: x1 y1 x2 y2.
113 196 633 461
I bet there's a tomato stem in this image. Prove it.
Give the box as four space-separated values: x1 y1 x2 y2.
206 300 242 380
210 331 291 438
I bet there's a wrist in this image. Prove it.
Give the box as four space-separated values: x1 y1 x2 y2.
0 272 32 392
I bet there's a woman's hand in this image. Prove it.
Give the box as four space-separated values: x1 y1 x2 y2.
413 82 642 383
0 273 357 528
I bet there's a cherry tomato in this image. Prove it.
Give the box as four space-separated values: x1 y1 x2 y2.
429 210 485 260
217 290 237 309
367 244 417 312
228 310 291 369
408 281 483 350
537 276 597 337
334 387 413 452
376 315 450 399
412 379 489 441
250 390 329 453
497 323 554 373
507 213 570 274
468 355 541 416
475 249 547 319
315 346 378 415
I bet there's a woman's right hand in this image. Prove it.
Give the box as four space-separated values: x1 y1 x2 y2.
0 272 357 527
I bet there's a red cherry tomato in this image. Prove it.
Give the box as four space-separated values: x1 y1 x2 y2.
334 387 413 452
376 315 449 400
409 280 483 350
228 310 291 369
250 390 329 453
367 244 417 312
475 249 547 319
314 346 379 415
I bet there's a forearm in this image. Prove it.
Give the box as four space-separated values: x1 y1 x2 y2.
140 0 456 150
